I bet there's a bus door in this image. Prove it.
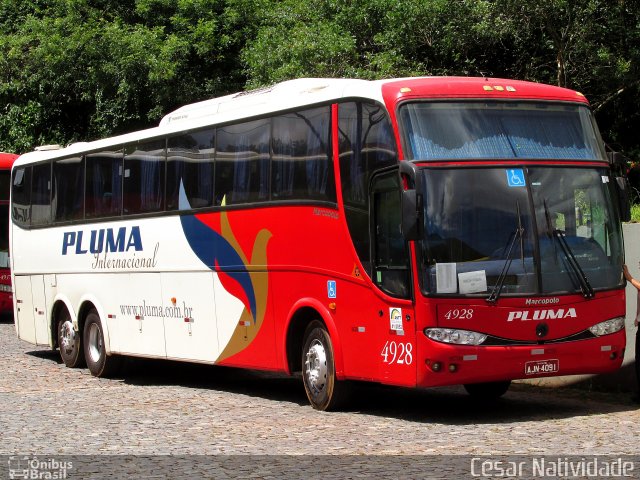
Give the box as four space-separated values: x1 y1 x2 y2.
370 170 416 386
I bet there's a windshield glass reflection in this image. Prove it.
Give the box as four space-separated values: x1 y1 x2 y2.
400 102 606 161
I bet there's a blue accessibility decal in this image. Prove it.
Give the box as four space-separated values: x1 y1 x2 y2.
327 280 337 299
506 169 526 187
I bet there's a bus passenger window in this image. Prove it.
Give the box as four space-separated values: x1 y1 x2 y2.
53 157 84 222
11 167 31 227
85 150 123 218
272 107 335 202
167 130 215 210
124 140 165 215
30 162 52 226
215 119 270 206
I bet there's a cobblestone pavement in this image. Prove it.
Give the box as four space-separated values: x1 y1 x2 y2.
1 319 639 457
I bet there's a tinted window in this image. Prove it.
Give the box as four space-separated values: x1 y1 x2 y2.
399 102 607 161
0 171 10 200
339 102 397 208
86 150 123 218
167 130 215 210
31 162 51 226
215 119 270 205
272 107 335 201
0 205 8 263
53 157 84 222
123 140 165 215
372 171 410 298
338 102 397 275
11 167 31 227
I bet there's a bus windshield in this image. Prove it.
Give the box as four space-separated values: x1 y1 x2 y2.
399 102 606 161
419 167 624 297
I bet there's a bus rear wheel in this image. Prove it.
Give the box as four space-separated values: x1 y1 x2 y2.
301 320 349 411
464 380 511 399
83 309 120 377
57 312 85 368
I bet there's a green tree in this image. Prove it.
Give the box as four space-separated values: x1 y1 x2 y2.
2 0 640 162
0 0 260 152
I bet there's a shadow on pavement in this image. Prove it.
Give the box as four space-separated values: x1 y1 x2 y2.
26 347 638 424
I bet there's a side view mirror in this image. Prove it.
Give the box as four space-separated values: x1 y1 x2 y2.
615 176 632 222
401 189 419 240
607 150 632 222
399 161 423 240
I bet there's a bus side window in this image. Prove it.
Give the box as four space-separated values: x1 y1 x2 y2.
167 129 215 211
86 150 123 218
53 156 84 222
215 119 270 206
371 171 411 299
11 167 32 227
272 106 335 202
30 162 52 226
123 140 165 215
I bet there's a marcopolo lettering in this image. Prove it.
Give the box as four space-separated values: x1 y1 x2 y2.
524 297 560 306
62 226 143 255
507 308 577 322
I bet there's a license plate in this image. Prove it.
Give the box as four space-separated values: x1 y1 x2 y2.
525 359 559 375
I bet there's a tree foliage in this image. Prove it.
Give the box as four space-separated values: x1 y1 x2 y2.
1 0 640 160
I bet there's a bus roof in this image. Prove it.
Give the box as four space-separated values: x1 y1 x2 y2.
14 76 589 167
381 76 589 103
0 152 18 169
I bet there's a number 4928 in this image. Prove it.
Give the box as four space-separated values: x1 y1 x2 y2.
381 341 413 365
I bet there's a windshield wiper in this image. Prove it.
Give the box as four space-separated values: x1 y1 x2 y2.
543 200 595 299
487 201 525 304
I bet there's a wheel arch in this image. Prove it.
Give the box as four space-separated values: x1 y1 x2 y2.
50 296 76 349
282 298 344 378
76 295 113 355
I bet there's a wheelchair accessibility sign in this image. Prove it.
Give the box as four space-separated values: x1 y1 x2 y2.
506 168 526 187
327 280 337 299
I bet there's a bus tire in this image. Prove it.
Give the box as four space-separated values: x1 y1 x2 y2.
57 310 85 368
464 380 511 399
301 320 349 411
83 309 120 377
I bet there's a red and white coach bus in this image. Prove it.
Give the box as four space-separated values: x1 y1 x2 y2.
10 77 630 410
1 152 18 313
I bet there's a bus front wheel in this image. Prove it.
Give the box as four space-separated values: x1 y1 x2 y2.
301 320 349 411
464 380 511 399
83 309 120 377
57 311 85 368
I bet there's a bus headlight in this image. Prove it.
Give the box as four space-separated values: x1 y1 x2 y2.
0 284 12 293
424 328 487 345
588 317 625 337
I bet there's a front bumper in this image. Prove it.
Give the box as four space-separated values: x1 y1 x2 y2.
416 329 625 387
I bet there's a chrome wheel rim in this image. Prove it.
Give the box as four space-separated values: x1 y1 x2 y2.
304 339 327 394
87 323 102 364
60 320 77 354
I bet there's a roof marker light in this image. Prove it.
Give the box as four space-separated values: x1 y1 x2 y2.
483 85 494 91
506 86 516 92
400 87 412 93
